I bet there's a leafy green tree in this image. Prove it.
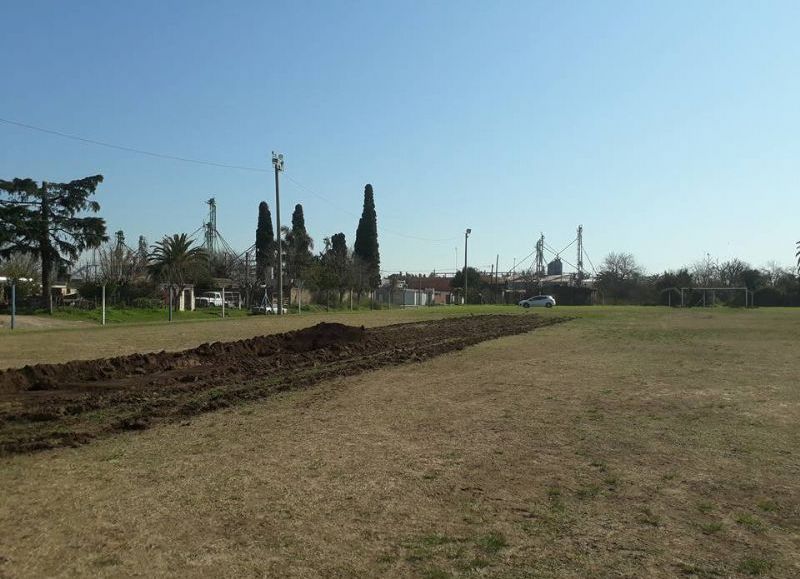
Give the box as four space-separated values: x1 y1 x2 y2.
284 204 314 293
451 267 482 304
0 253 40 301
148 234 207 320
596 252 643 304
255 201 275 286
0 176 107 312
353 184 380 292
655 268 692 305
96 230 139 302
328 232 351 303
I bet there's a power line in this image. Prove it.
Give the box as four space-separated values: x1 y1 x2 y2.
285 175 458 243
556 238 577 255
0 117 273 173
583 249 598 275
542 243 581 271
512 248 538 270
2 116 460 245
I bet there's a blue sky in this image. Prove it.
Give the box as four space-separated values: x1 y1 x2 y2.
2 1 798 275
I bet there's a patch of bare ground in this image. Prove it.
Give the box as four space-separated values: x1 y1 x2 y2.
0 314 565 454
0 314 89 330
0 308 798 578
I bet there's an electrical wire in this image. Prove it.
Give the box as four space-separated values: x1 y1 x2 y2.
0 117 273 173
583 249 598 275
286 175 460 243
2 116 462 245
542 243 581 272
556 238 577 255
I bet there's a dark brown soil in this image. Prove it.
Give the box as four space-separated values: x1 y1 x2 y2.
0 315 566 454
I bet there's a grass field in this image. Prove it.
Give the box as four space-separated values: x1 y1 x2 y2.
1 306 798 577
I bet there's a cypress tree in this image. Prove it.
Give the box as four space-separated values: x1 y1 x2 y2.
255 201 274 285
286 204 313 285
353 184 380 290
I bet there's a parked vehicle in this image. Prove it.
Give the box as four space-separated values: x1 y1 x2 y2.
518 295 556 308
250 302 281 315
196 291 232 308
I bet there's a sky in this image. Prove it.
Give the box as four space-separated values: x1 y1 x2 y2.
2 0 799 276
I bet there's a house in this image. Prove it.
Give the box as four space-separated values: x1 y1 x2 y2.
158 283 196 311
375 275 457 306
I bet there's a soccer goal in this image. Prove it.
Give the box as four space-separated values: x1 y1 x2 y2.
679 287 752 308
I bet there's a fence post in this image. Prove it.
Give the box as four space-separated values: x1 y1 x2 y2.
10 282 16 330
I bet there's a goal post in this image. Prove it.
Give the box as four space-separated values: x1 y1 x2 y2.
679 287 751 308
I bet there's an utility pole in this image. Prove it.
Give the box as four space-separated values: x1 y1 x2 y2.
495 254 499 304
272 152 285 315
490 263 494 303
576 225 584 282
463 228 471 305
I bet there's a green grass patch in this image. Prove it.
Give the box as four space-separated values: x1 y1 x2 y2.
476 531 507 555
45 305 250 325
735 513 765 533
696 501 714 514
575 484 600 500
701 522 723 535
737 557 774 576
422 568 451 579
756 499 779 512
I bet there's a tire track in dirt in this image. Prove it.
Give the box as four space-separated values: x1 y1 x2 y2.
0 314 567 454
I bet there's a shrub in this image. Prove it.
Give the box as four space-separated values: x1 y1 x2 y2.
132 298 163 309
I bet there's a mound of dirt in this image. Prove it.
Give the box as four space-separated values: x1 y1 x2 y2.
0 314 567 454
0 322 366 394
283 322 366 352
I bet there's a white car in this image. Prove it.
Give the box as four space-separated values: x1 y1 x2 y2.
196 291 230 308
518 295 556 308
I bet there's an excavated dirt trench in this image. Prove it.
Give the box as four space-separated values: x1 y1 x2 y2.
0 314 566 455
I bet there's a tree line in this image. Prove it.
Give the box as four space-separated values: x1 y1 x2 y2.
1 174 382 312
3 172 799 311
594 251 800 306
249 183 381 307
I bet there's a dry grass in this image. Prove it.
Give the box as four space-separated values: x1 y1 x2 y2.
1 307 799 577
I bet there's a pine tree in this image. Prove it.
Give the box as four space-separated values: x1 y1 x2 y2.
255 201 274 285
0 176 107 313
353 184 380 291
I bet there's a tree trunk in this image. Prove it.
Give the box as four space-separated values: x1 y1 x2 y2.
39 186 53 314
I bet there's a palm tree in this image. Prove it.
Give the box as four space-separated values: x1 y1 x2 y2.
148 233 207 321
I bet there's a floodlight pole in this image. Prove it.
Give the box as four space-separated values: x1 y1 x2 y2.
272 152 285 315
463 228 471 305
